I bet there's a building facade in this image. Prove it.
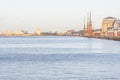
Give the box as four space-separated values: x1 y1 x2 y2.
114 19 120 37
102 17 116 37
107 27 114 38
101 17 120 38
93 29 101 38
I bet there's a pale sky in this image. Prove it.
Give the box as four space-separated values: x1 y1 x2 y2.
0 0 120 32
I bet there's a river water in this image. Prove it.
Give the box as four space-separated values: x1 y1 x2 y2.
0 36 120 80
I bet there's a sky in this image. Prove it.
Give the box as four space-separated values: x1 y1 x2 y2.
0 0 120 32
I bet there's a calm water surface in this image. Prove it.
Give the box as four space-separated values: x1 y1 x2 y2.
0 36 120 80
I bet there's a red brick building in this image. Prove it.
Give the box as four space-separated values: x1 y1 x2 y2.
107 27 114 37
93 29 101 37
117 28 120 37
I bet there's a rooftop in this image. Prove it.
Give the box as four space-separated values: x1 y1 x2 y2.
104 17 116 19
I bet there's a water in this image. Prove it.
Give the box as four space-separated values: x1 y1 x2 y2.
0 36 120 80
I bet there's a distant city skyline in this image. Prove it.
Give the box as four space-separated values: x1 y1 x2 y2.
0 0 120 32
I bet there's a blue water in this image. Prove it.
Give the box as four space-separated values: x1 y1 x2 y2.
0 36 120 80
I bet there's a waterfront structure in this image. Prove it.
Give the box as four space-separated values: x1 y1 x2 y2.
93 29 101 38
14 30 28 35
57 32 66 36
66 30 74 36
79 30 84 36
117 28 120 37
1 29 32 36
3 30 13 36
114 19 120 37
102 17 120 38
66 30 84 36
102 17 116 37
107 27 114 38
14 30 24 35
35 28 41 35
83 12 93 37
72 31 81 36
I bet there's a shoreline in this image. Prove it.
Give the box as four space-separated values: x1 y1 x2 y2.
0 35 119 41
84 36 120 41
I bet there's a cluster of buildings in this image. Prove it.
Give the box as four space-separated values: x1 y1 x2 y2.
92 17 120 38
66 12 93 37
101 17 120 38
1 14 120 39
66 13 120 39
0 28 41 36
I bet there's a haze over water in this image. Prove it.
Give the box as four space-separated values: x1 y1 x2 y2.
0 36 120 80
